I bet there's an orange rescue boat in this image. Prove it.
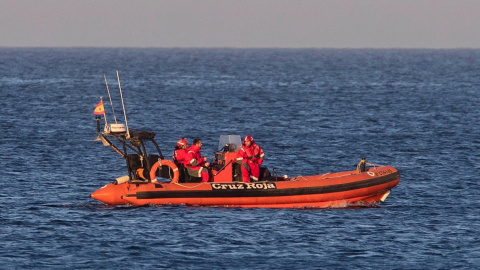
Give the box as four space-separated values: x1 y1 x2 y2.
90 131 400 208
90 75 400 208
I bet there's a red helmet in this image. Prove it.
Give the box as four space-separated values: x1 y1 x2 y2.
244 135 254 143
177 138 188 147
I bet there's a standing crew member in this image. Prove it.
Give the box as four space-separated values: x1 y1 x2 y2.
186 138 210 182
173 138 188 167
236 135 264 182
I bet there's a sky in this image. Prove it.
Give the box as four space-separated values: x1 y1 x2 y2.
1 0 479 48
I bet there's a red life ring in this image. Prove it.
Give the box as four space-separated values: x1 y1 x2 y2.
150 159 180 183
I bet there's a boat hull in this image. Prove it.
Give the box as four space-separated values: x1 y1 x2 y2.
91 166 400 208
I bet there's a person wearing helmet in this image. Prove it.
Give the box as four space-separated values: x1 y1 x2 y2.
236 135 264 182
185 138 211 182
173 138 189 167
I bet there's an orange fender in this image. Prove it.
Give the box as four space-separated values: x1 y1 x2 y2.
150 159 180 183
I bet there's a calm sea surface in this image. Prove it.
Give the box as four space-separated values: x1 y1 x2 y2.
1 48 479 269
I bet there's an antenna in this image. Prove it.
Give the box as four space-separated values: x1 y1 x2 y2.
116 70 130 138
104 73 118 124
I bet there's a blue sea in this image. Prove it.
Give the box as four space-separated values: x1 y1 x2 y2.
1 48 479 269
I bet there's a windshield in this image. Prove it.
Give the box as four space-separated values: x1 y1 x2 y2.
217 135 242 152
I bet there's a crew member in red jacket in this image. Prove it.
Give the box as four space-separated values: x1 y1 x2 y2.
172 138 188 166
186 138 210 182
236 135 264 182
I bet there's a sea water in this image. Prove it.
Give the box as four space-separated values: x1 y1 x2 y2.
1 48 479 269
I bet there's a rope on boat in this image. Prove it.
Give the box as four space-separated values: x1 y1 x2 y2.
292 176 306 181
172 183 205 188
318 173 331 179
293 173 332 181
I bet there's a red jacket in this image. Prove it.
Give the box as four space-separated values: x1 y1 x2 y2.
173 148 188 166
236 142 264 165
186 145 206 167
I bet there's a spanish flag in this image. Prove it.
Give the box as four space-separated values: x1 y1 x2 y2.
93 101 105 115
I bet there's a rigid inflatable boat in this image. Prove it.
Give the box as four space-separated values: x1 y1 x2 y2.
90 73 400 208
90 123 400 208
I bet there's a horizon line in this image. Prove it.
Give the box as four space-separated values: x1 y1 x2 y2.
1 46 480 50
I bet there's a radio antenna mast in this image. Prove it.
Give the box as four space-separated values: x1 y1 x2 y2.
104 73 118 124
116 70 130 138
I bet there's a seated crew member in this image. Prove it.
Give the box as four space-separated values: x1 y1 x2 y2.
236 135 264 182
185 138 210 182
173 138 188 166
